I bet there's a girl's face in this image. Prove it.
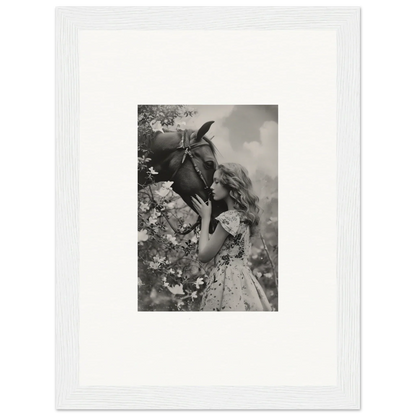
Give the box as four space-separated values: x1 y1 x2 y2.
210 170 229 201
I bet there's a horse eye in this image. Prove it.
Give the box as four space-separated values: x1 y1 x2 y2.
204 161 215 169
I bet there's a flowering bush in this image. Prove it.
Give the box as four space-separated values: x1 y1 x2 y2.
138 171 214 311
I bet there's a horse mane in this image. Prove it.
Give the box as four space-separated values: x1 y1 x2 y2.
201 135 219 159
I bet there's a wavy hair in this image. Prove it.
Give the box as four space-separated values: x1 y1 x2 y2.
216 163 260 235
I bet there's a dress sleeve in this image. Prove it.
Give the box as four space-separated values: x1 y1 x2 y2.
215 211 240 236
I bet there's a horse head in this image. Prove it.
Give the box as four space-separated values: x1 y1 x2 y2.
139 121 227 232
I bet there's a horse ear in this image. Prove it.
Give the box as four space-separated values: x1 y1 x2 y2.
196 121 215 141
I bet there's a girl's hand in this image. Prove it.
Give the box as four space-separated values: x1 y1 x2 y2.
191 195 212 220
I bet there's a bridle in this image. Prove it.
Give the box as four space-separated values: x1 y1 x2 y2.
150 128 216 235
169 129 214 191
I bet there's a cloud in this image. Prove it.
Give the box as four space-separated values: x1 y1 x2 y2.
243 121 278 178
178 105 278 179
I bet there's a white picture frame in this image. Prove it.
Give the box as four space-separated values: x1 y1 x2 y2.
51 3 365 414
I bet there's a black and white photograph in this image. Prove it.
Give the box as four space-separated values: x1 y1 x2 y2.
138 105 278 311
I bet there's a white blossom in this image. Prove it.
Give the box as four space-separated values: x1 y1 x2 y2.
137 229 149 242
194 277 204 289
148 261 158 270
162 181 174 189
166 234 178 245
151 209 161 218
139 202 150 212
156 187 171 198
167 284 185 295
148 217 158 226
154 255 166 264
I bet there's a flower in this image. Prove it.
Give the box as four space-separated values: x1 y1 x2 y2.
162 181 174 189
264 273 273 278
148 217 158 226
194 277 204 289
177 269 183 277
148 167 159 175
256 272 262 278
151 209 161 218
148 261 159 270
154 255 166 264
177 300 185 310
190 234 198 244
150 120 163 131
156 187 170 198
139 202 150 212
190 291 198 300
137 229 149 242
165 234 178 245
167 284 185 295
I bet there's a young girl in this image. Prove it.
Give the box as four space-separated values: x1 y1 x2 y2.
191 163 272 311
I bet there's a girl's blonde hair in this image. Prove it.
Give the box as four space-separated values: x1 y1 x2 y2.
216 163 260 235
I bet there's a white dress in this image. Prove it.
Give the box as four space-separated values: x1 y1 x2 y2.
199 210 272 311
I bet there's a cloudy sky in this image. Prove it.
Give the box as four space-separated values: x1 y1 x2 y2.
181 105 278 179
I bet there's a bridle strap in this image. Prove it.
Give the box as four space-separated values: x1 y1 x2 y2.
170 129 213 190
148 129 215 235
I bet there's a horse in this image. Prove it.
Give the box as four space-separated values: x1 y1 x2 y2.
138 121 227 233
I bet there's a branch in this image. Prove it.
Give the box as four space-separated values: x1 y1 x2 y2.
259 232 278 311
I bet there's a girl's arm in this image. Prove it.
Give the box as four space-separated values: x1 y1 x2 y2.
191 195 230 263
198 217 229 263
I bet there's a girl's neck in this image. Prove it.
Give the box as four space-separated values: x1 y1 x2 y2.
225 196 234 211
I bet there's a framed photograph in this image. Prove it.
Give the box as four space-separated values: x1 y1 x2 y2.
56 7 360 409
137 105 279 313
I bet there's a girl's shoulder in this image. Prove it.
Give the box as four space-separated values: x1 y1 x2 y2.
215 210 245 236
